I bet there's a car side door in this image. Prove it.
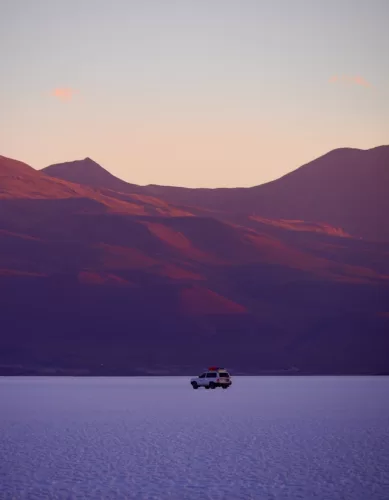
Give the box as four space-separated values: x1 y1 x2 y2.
205 372 217 386
198 373 207 386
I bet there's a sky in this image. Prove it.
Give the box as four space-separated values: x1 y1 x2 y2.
1 0 388 188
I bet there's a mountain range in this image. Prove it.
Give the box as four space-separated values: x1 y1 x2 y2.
44 146 389 242
0 146 388 375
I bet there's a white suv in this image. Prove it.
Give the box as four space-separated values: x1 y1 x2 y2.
190 367 232 390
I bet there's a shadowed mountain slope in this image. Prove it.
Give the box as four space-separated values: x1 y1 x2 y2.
0 153 388 375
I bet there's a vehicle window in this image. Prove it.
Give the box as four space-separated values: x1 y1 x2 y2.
218 372 230 378
206 372 217 378
199 373 206 378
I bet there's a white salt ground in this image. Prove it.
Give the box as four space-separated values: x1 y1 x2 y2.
0 376 388 500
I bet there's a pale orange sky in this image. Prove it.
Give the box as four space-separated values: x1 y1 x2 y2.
1 0 388 187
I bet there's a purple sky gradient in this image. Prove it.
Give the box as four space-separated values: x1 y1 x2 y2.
1 0 388 187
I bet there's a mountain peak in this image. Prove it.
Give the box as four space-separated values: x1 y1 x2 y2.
48 157 103 170
42 157 141 193
42 157 113 186
82 157 100 166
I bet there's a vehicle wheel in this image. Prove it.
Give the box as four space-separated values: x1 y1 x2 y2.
209 382 216 389
191 382 198 389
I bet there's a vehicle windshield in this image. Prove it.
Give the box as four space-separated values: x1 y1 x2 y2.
218 372 230 378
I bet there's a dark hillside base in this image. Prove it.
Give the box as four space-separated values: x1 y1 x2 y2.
1 275 388 376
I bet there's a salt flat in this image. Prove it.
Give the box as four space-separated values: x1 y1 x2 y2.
1 376 389 500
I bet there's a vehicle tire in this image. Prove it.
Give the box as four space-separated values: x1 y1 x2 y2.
191 382 198 389
209 382 216 389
